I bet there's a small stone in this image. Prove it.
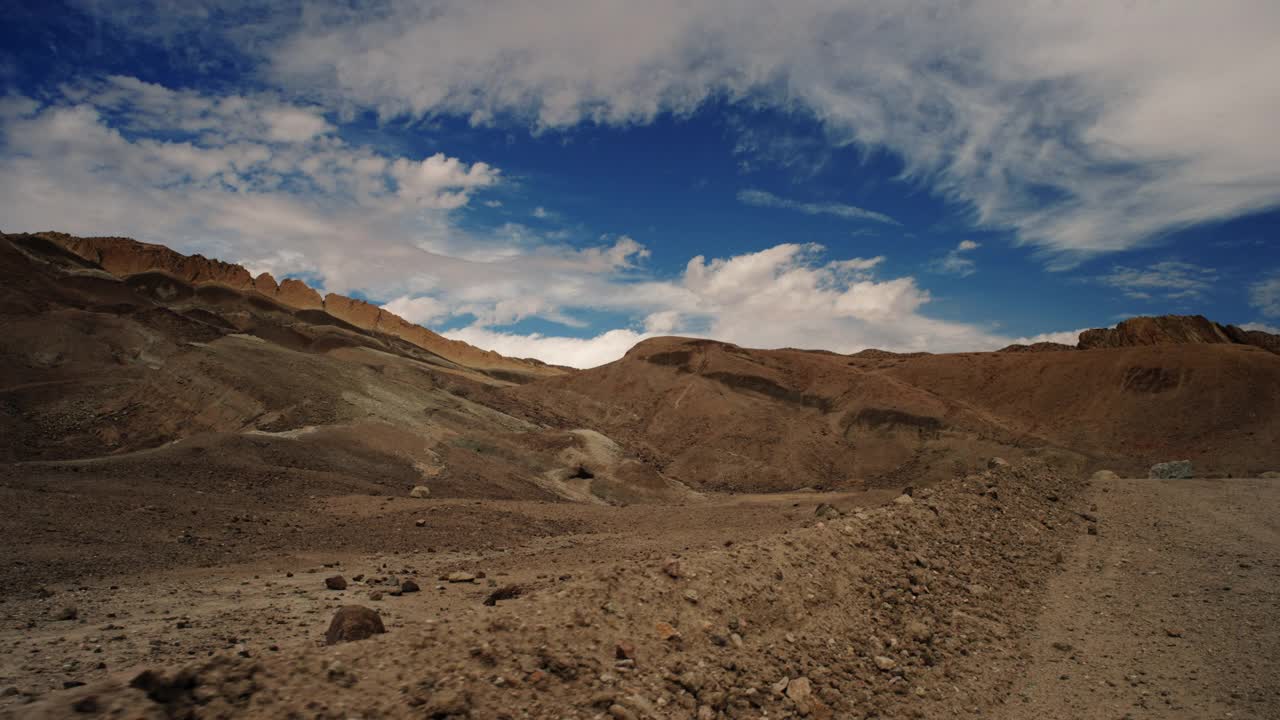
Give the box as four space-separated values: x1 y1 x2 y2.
415 519 427 528
1087 525 1098 535
655 622 682 642
401 580 420 593
662 559 683 579
446 571 477 583
369 591 383 601
873 656 897 670
1052 641 1074 652
608 704 638 720
55 606 78 621
614 641 636 661
484 585 524 606
814 503 841 520
988 457 1010 468
786 676 813 704
324 575 347 591
905 621 932 643
324 605 386 645
893 494 914 506
409 485 431 498
1165 628 1184 638
683 589 699 604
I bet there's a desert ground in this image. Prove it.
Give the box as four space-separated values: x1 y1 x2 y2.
2 232 1278 718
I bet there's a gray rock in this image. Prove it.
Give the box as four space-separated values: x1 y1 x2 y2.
1148 460 1193 479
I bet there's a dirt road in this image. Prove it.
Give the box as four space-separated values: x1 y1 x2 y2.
1002 477 1280 719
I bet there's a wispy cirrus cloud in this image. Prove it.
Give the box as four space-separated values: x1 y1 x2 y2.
736 189 899 225
928 240 981 277
1094 261 1218 301
1250 274 1280 317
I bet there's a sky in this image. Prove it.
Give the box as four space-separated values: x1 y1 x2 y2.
1 1 1278 368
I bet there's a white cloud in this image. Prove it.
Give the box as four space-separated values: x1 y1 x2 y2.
1096 261 1218 301
381 295 451 325
737 189 899 225
928 240 981 277
1007 329 1088 346
1240 322 1280 334
1249 275 1280 317
445 326 656 368
176 0 1280 261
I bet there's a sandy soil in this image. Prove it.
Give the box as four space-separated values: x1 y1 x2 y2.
1002 477 1280 719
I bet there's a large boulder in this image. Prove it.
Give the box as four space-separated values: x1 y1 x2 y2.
1148 460 1193 479
325 606 386 645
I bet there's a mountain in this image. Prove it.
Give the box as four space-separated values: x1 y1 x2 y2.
0 231 687 505
4 231 1279 493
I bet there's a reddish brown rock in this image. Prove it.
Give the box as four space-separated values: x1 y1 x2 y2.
324 605 386 645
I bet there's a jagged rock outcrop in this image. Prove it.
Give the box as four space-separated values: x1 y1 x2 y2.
34 232 561 378
1078 315 1279 355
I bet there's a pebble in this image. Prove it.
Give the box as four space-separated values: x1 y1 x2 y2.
873 656 897 670
324 576 347 591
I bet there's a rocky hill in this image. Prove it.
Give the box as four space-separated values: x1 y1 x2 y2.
34 232 562 380
1078 314 1279 353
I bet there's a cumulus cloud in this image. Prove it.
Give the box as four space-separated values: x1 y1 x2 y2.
444 327 655 368
430 242 1026 367
737 189 899 225
928 240 981 277
0 78 508 295
145 0 1280 261
1249 275 1280 318
1095 261 1218 301
1006 329 1089 346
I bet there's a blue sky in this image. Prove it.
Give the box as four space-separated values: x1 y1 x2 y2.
2 1 1278 366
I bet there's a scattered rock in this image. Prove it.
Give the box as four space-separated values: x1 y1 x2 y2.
1052 641 1074 652
893 494 914 506
873 656 897 671
368 591 383 601
662 559 684 579
1165 627 1184 638
814 503 841 520
614 641 636 661
400 579 420 593
1091 469 1120 481
324 575 347 591
1148 460 1193 479
683 589 700 604
55 607 78 621
324 605 386 645
415 519 427 527
988 457 1010 468
446 571 477 583
655 622 682 642
409 485 431 498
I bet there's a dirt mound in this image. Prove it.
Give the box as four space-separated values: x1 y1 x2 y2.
1078 314 1280 354
20 461 1091 719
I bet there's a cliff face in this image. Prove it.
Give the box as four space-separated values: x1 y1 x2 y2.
36 232 562 377
1077 315 1278 354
